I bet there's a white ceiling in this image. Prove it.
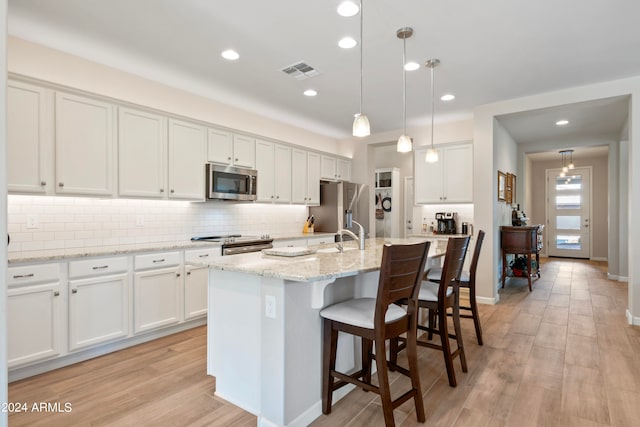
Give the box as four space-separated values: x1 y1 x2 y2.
7 0 640 141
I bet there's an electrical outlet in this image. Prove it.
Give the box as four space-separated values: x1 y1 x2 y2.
265 295 276 319
26 215 39 229
136 215 144 227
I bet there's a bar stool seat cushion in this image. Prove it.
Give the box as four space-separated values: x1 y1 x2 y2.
419 280 453 301
320 298 407 329
426 267 469 283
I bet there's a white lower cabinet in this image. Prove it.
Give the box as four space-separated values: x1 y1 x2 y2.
7 264 63 368
134 252 182 333
184 265 208 320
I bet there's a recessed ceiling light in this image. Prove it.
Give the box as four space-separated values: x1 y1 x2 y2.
556 119 569 126
338 37 357 49
441 94 455 101
221 50 239 60
303 89 317 97
404 62 420 71
337 1 359 17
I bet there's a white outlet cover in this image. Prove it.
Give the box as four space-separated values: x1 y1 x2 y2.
26 215 39 229
265 295 276 319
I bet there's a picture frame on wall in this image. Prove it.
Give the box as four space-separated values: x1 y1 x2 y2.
498 171 506 201
507 173 516 205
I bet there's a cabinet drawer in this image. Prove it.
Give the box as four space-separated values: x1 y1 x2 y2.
184 248 220 265
8 263 60 287
69 256 128 279
135 252 181 270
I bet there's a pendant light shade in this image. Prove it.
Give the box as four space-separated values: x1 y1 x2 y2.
396 27 413 153
425 59 440 163
559 149 574 174
352 0 370 137
353 113 371 137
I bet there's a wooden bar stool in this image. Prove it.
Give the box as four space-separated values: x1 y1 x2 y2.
394 236 470 387
320 241 431 427
425 230 485 345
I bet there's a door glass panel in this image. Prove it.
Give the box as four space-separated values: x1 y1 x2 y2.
555 175 582 190
556 216 581 230
556 195 581 209
556 235 581 250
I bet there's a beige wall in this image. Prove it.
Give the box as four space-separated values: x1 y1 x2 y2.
1 0 9 420
7 37 338 154
529 155 609 260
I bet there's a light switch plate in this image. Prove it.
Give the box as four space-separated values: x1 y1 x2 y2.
265 295 276 319
26 215 39 229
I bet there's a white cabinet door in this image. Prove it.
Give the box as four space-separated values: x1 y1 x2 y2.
320 155 337 180
232 135 256 169
7 80 52 194
442 144 473 203
256 139 275 202
55 92 114 196
337 159 351 182
291 149 308 204
134 266 182 333
7 282 62 367
414 147 444 204
168 119 206 200
118 107 167 198
68 273 129 351
184 265 208 320
207 128 233 165
307 152 321 205
274 144 292 203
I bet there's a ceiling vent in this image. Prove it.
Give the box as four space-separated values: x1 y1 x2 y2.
280 61 320 80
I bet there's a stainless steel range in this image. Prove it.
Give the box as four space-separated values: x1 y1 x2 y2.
191 234 273 256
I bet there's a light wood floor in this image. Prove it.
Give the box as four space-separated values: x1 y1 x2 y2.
9 258 640 426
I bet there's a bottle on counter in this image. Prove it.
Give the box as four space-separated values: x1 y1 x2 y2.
511 205 519 226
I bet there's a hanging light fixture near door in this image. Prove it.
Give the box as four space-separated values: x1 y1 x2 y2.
352 0 370 137
425 59 440 163
559 149 574 177
396 27 413 153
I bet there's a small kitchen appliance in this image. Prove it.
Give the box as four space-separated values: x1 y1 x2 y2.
435 212 457 234
206 164 257 201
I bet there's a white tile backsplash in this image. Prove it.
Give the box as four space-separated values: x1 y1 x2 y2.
8 195 309 258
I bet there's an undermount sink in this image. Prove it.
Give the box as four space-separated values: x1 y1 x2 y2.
316 247 358 254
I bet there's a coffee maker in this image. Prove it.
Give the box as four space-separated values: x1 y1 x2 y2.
435 212 457 234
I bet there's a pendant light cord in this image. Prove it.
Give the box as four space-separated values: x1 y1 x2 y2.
430 63 435 149
359 0 364 115
402 35 406 134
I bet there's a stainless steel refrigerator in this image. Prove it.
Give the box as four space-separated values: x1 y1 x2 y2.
309 181 369 239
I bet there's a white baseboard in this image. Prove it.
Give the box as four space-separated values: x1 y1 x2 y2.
8 317 206 382
477 295 499 305
607 272 628 282
626 309 640 326
591 257 608 262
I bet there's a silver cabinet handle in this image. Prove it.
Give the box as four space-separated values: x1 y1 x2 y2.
198 254 209 258
170 189 175 193
72 289 78 294
176 273 181 277
187 271 191 276
227 157 232 161
235 158 238 162
54 291 60 297
160 188 165 193
58 182 64 187
13 273 34 279
40 181 46 186
276 195 280 199
152 259 165 263
92 265 109 270
271 195 274 199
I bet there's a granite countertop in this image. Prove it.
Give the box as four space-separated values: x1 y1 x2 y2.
7 232 339 264
200 237 445 282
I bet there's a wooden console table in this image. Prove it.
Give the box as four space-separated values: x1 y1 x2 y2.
501 225 544 291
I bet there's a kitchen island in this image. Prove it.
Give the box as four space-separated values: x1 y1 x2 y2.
202 237 445 427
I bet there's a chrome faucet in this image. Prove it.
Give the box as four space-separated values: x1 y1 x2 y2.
336 211 365 252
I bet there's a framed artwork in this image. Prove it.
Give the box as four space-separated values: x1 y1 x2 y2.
507 173 516 205
498 171 506 201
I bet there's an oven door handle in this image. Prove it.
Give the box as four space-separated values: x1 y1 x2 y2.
223 243 273 256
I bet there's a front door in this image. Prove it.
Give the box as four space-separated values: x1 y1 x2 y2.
546 167 591 258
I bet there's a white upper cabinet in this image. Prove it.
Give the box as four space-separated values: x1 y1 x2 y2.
118 107 167 198
207 129 255 169
168 119 206 200
55 92 115 196
7 80 53 194
255 140 291 203
321 155 351 181
415 142 473 204
292 149 320 205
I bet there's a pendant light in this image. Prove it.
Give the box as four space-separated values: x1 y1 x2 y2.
425 59 440 163
352 0 370 137
559 149 574 177
396 27 413 153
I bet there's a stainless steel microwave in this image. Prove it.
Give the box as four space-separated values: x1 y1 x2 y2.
206 164 257 201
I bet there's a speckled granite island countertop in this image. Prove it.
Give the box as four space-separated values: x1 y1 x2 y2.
200 237 445 282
